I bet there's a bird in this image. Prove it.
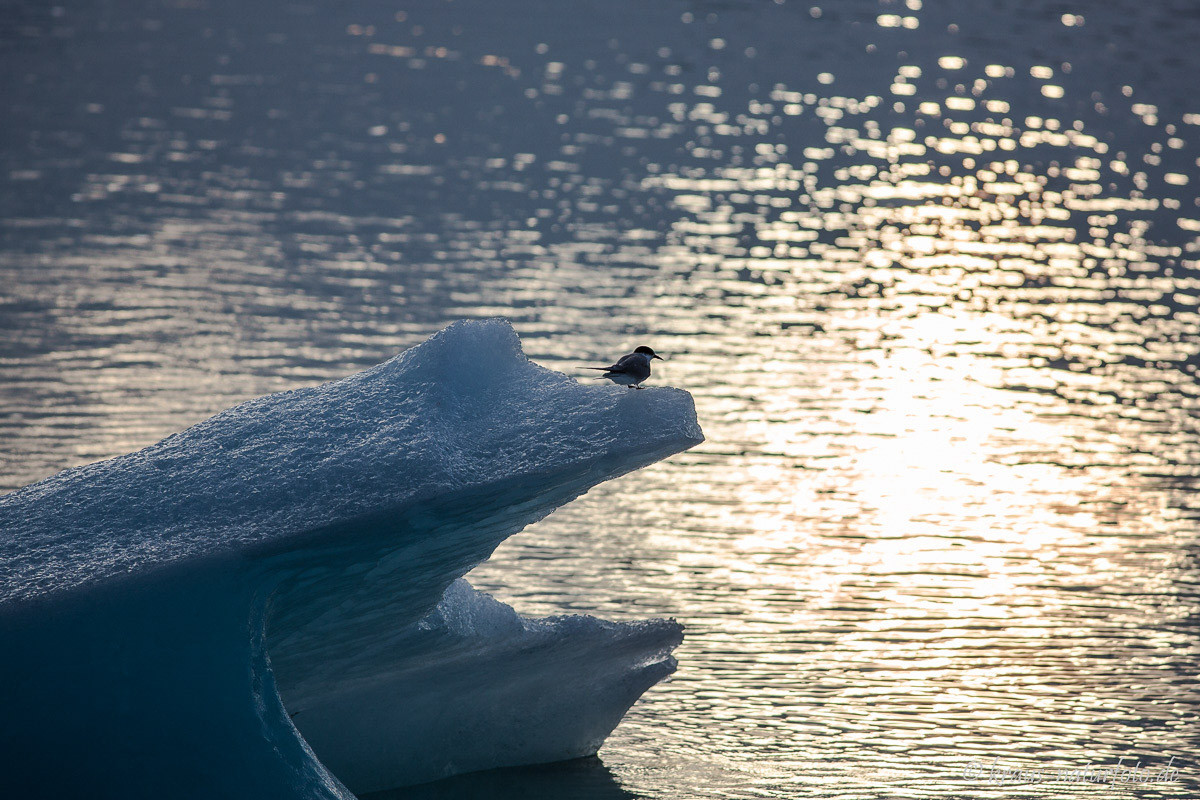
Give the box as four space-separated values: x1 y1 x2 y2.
585 345 665 389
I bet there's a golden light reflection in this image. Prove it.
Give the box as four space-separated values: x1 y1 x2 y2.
8 1 1200 795
553 41 1200 792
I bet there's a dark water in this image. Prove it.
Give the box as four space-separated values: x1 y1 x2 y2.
3 0 1199 796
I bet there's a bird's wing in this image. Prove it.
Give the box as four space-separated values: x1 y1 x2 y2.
584 353 643 373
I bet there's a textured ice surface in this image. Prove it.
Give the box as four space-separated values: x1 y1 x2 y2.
1 318 701 604
294 580 684 793
0 320 703 798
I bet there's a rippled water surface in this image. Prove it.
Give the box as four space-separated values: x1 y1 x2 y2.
4 0 1200 796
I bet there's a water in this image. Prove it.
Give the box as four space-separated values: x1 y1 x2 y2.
3 0 1199 796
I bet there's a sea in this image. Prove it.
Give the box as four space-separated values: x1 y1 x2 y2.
2 0 1198 797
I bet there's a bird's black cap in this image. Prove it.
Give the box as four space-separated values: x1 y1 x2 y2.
634 345 664 360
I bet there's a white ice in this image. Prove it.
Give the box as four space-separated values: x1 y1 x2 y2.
0 319 703 799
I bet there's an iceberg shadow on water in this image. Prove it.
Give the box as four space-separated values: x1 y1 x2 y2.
361 756 640 800
0 319 703 799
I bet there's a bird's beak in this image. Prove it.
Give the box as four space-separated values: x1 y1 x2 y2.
654 355 665 361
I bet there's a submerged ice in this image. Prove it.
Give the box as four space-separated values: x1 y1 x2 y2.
0 320 703 799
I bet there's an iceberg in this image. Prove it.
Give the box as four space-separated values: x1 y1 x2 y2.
0 319 703 799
